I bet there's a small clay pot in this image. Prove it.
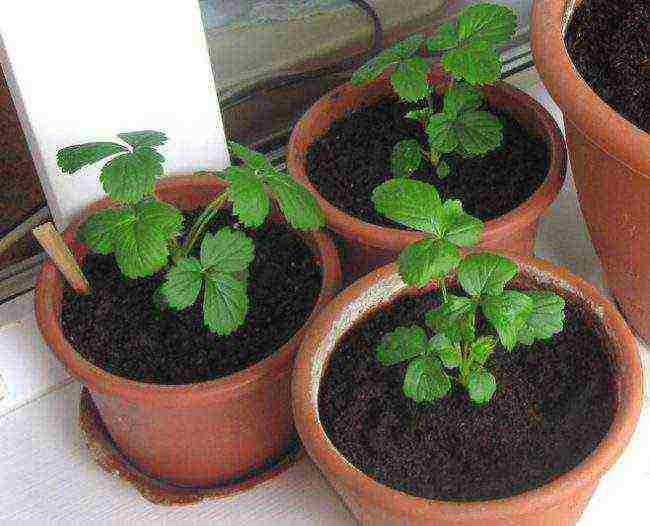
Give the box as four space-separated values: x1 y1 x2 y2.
35 174 341 488
292 255 643 526
531 0 650 340
287 75 567 282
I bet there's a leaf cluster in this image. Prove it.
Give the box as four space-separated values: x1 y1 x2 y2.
377 253 566 404
351 3 517 177
58 134 323 335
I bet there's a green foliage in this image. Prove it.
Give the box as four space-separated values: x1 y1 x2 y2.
58 131 168 205
391 139 422 177
79 200 183 278
375 252 565 405
372 178 483 287
162 228 254 335
429 3 517 85
352 3 516 176
227 140 324 230
62 133 324 336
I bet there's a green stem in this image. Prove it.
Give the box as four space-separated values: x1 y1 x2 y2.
182 192 228 256
439 279 448 303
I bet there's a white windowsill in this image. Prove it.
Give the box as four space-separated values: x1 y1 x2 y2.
1 81 650 525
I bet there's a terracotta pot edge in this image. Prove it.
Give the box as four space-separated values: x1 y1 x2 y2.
292 254 643 520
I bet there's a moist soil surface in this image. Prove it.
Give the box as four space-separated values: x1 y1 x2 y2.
319 287 616 501
566 0 650 133
61 210 322 384
306 97 550 225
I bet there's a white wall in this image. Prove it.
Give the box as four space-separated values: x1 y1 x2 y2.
0 1 230 228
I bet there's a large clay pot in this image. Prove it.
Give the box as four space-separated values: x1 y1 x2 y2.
293 255 643 526
532 0 650 340
35 174 341 488
287 75 567 282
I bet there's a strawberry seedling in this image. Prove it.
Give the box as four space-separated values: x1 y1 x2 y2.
57 132 324 335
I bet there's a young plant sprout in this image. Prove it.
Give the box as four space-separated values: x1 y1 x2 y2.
57 132 324 335
351 2 517 178
372 178 565 404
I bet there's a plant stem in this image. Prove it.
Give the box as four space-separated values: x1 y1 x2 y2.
182 192 228 256
439 279 448 303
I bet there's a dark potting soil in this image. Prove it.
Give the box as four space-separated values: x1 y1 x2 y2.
566 0 650 133
319 287 616 502
61 210 322 384
306 97 550 225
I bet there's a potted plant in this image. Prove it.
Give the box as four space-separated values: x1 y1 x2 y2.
34 131 341 489
531 0 650 340
292 184 644 525
287 2 566 281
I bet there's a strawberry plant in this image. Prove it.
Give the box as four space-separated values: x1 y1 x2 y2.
351 2 517 178
371 178 565 404
57 131 324 335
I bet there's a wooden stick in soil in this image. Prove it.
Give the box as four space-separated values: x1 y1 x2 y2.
33 222 90 295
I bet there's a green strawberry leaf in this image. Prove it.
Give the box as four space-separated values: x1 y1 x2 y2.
468 367 497 404
265 171 325 230
426 294 477 343
391 139 422 177
390 57 430 103
391 33 426 59
376 325 428 366
405 108 432 123
469 335 497 365
443 83 484 118
351 34 425 85
203 270 249 335
79 208 133 255
517 292 566 345
455 110 503 155
427 113 459 154
160 257 203 310
404 356 451 402
442 40 502 85
200 228 255 273
227 140 272 173
482 290 534 351
458 252 518 298
397 238 460 288
225 165 271 228
429 333 461 368
57 142 128 174
99 148 164 204
372 178 442 233
427 21 459 51
110 201 183 278
117 130 168 149
457 3 518 48
433 199 484 247
436 161 451 179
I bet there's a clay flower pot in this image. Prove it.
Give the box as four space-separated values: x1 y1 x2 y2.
532 0 650 340
287 76 567 281
292 255 643 526
35 174 341 489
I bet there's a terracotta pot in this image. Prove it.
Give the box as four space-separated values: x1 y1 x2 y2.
287 75 567 282
531 0 650 340
35 174 341 488
292 255 643 526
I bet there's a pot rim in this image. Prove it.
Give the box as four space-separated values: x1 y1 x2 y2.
34 173 342 408
531 0 650 179
286 76 567 251
292 254 644 520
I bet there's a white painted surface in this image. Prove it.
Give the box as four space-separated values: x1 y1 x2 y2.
0 292 71 417
0 82 649 524
0 0 229 228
